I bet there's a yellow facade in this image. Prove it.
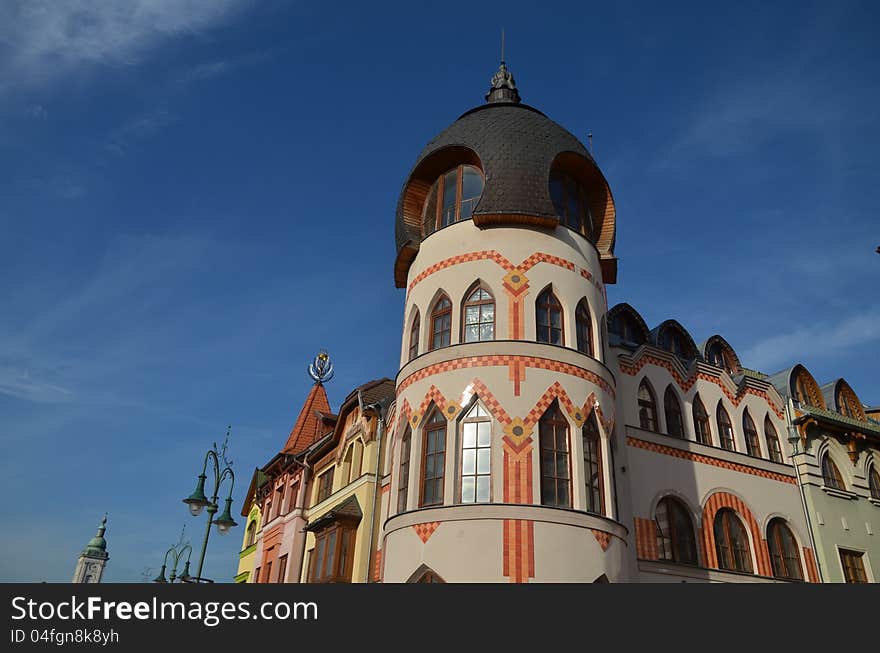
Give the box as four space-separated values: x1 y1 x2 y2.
234 503 261 583
301 398 388 583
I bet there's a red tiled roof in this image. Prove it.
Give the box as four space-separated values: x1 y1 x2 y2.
283 383 333 454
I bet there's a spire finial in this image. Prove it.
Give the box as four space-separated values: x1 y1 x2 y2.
486 31 521 104
308 350 335 385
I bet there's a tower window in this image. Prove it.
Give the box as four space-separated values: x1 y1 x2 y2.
462 286 495 342
575 299 593 356
539 401 571 508
582 413 603 514
536 288 564 345
397 427 411 513
408 311 420 361
429 295 452 350
422 165 484 236
460 403 491 503
549 170 592 239
420 409 447 507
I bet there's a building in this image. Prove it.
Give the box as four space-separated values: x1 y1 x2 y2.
234 473 263 583
238 60 877 583
768 367 880 582
72 515 109 583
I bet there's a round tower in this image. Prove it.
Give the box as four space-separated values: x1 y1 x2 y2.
383 62 625 582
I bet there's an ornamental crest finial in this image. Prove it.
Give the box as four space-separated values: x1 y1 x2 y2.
308 350 334 384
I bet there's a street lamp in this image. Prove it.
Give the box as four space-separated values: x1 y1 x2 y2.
182 428 237 581
153 540 193 584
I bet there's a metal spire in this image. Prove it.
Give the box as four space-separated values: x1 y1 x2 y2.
486 29 520 104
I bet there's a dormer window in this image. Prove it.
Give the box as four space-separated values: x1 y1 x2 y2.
549 170 592 239
423 165 484 236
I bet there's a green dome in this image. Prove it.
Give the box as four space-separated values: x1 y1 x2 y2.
83 515 109 559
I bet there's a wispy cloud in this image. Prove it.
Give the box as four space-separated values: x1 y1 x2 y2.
174 49 272 86
0 0 252 90
741 309 880 372
105 106 176 155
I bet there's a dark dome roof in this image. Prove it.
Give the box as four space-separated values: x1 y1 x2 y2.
393 69 617 288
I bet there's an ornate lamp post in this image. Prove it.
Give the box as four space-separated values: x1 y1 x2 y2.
153 526 194 583
182 428 237 582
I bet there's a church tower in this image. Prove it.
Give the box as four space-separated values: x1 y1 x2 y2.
72 515 109 583
383 60 624 582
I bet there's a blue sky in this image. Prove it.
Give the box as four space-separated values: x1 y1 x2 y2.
0 1 877 582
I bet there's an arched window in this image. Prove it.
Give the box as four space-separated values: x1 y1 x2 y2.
821 454 845 490
397 427 411 513
429 294 452 350
462 285 495 343
655 497 697 565
582 413 603 514
693 395 711 445
714 508 753 573
536 288 564 345
743 410 761 457
767 519 803 581
539 401 571 508
460 403 491 503
549 169 593 238
869 464 880 500
422 164 484 235
765 417 783 463
575 299 593 356
717 402 735 451
245 520 257 548
663 386 684 438
420 409 447 507
408 311 420 361
638 379 658 432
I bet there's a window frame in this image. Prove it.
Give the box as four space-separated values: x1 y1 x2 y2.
839 548 868 583
767 519 803 581
423 164 484 235
713 508 753 574
308 523 357 584
655 497 698 565
276 554 289 583
428 294 452 351
637 379 658 432
582 413 604 514
408 311 420 361
765 417 783 463
821 454 845 491
459 403 492 504
717 402 735 451
315 468 334 504
461 284 495 343
743 410 761 458
419 408 447 508
663 386 684 438
397 427 411 513
535 287 564 346
693 395 712 445
549 169 593 239
539 400 572 508
575 298 594 356
869 464 880 500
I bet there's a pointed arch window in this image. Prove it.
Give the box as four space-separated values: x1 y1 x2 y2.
539 401 571 508
460 403 491 503
655 497 698 565
582 413 603 514
767 519 803 581
693 395 711 445
869 464 880 500
408 311 420 361
536 288 564 345
743 410 761 457
637 379 658 432
714 508 753 573
422 164 484 235
717 402 735 451
575 299 594 356
429 294 452 350
549 169 593 238
462 286 495 342
663 386 684 438
765 417 783 463
397 427 411 513
419 409 447 507
821 454 845 491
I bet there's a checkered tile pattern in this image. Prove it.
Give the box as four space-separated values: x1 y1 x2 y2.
634 517 660 560
408 250 514 292
591 529 612 552
521 252 575 272
626 436 797 484
700 491 772 577
804 547 819 583
620 353 785 419
372 549 382 582
398 355 615 398
469 378 512 425
412 521 440 544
